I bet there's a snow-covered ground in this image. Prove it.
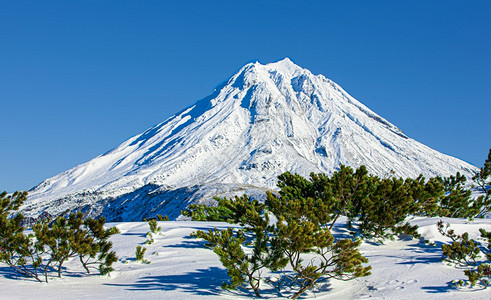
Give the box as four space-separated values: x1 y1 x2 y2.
1 218 491 299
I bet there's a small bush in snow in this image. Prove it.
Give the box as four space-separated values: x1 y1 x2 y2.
135 246 149 264
439 222 491 289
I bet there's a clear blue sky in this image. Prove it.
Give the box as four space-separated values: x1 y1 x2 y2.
1 1 490 192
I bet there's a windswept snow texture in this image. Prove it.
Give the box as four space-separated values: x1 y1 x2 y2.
23 58 477 220
1 218 491 299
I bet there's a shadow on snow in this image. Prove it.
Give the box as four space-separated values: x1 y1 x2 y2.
104 267 228 296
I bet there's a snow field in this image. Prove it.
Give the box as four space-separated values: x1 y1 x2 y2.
1 218 491 299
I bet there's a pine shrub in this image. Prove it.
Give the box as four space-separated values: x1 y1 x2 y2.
148 218 161 235
439 222 491 288
182 198 235 221
437 221 481 266
434 173 478 218
266 190 371 299
0 191 119 282
156 214 169 221
472 149 491 217
193 191 371 298
192 195 274 297
135 245 149 264
275 166 437 241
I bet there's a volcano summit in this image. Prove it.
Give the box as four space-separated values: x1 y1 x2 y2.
22 58 477 221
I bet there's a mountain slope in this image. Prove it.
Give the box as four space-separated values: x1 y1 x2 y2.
23 58 477 220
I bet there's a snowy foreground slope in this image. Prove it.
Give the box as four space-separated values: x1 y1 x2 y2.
1 218 490 299
22 58 477 221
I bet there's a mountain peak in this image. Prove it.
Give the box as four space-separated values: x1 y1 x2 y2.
264 57 304 77
267 57 297 67
230 58 307 90
239 58 304 76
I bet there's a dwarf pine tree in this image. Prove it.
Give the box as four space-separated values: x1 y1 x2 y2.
156 214 169 221
407 175 445 216
33 217 76 278
355 177 425 240
148 218 161 235
464 264 491 288
192 195 277 298
0 191 27 250
437 221 481 266
0 191 25 255
182 198 235 221
438 222 491 288
276 166 434 241
434 173 478 218
135 245 149 264
0 191 47 282
32 212 119 277
467 227 491 287
0 191 119 282
193 190 371 298
78 216 119 275
265 185 371 299
276 166 374 231
480 228 491 261
143 217 162 245
472 148 491 217
319 165 373 229
193 227 270 297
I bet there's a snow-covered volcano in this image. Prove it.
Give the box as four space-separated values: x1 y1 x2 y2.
23 58 477 221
